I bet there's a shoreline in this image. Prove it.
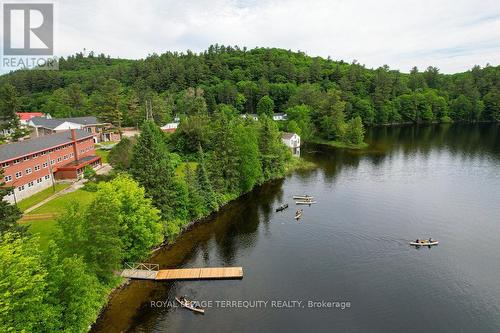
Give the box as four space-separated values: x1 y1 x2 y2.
90 156 316 331
308 138 369 150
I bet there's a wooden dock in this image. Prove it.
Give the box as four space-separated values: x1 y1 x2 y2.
121 263 243 281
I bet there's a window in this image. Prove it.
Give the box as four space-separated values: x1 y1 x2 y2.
42 162 48 168
33 153 38 159
4 175 12 182
23 156 30 161
2 162 9 168
13 159 20 165
44 175 50 180
57 157 62 162
37 178 42 184
18 185 25 191
34 165 40 171
41 151 47 156
15 171 22 178
50 160 55 165
25 168 32 174
27 181 34 188
63 155 68 160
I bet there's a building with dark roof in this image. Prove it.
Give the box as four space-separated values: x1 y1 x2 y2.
28 116 121 143
1 129 101 203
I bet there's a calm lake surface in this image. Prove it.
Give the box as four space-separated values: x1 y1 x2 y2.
93 124 500 333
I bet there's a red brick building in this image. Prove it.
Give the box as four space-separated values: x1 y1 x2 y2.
0 129 101 203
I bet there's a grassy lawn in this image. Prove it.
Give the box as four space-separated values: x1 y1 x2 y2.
97 141 118 146
28 189 97 215
18 219 57 251
96 149 110 163
20 189 97 251
17 183 71 212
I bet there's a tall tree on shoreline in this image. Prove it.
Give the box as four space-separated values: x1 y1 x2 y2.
130 120 188 221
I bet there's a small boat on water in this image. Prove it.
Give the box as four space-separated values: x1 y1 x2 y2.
276 203 289 212
295 209 303 219
176 296 205 314
410 239 439 247
293 195 314 200
295 200 317 205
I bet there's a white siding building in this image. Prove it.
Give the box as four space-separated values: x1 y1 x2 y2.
281 132 300 156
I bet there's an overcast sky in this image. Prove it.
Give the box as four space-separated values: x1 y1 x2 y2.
3 0 500 73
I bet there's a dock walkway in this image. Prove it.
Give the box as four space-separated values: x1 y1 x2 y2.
121 263 243 281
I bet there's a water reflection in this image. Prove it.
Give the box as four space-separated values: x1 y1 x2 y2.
92 124 500 333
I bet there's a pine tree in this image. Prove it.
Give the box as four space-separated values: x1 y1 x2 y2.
0 169 23 235
130 120 188 221
196 145 218 212
209 112 240 194
0 84 28 141
185 163 205 219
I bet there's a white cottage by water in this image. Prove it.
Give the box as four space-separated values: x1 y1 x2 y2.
281 132 300 156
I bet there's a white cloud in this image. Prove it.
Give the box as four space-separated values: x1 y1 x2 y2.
6 0 500 73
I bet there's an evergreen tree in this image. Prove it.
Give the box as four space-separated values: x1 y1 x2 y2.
0 169 23 235
196 145 218 212
0 84 28 141
208 112 240 194
130 120 188 221
185 163 205 219
98 79 123 129
484 89 500 121
109 136 136 170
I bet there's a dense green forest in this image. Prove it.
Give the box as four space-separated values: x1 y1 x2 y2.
1 45 499 145
0 113 293 332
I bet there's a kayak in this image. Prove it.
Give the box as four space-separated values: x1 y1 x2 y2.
409 241 439 246
276 204 289 212
293 195 314 200
296 201 317 205
295 211 303 219
176 297 205 314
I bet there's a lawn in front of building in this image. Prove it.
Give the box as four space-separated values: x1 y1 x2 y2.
20 189 97 250
95 149 110 163
16 183 71 212
28 189 97 215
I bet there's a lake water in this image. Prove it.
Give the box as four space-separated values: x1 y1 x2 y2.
92 124 500 333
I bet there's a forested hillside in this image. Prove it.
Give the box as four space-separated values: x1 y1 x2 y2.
1 45 499 138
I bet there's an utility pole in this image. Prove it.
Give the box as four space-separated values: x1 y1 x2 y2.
47 153 56 192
